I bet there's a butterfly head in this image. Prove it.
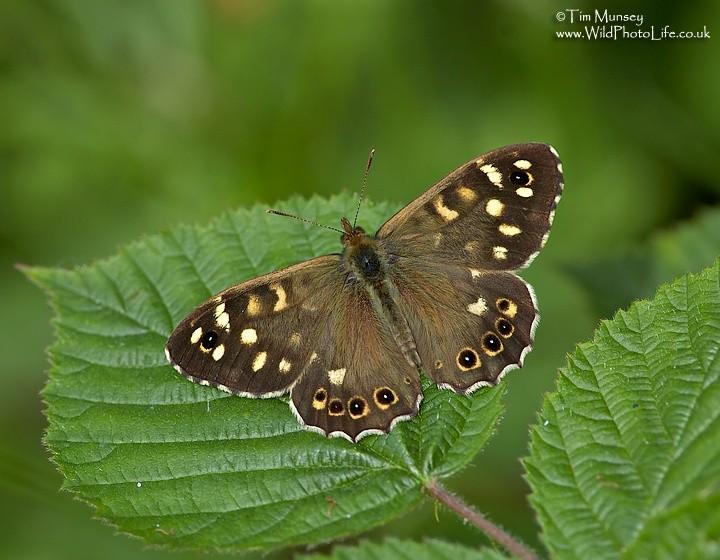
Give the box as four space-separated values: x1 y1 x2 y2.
340 216 366 246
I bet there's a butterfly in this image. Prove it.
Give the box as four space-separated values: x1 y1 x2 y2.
165 143 563 442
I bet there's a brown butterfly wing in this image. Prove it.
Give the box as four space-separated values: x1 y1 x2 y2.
378 143 563 270
289 287 421 441
166 255 421 440
377 143 562 391
165 256 342 397
389 257 537 392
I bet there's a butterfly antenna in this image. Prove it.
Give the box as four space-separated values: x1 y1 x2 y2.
266 209 345 234
353 148 375 228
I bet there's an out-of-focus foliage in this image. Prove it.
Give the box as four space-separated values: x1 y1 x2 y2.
568 207 720 317
2 1 718 558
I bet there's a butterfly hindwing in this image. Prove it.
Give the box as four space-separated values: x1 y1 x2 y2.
290 288 421 441
378 143 563 270
389 258 537 392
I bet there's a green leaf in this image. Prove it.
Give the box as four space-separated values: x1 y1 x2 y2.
298 537 508 560
567 206 720 317
29 194 506 553
525 259 720 559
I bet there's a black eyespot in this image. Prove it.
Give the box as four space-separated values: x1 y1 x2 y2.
458 349 477 368
496 318 513 337
329 399 344 414
497 298 510 312
482 333 502 353
510 171 529 185
314 389 327 402
348 398 366 417
375 388 396 405
200 330 219 350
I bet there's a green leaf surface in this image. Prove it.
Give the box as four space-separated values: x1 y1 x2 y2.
525 259 720 559
30 194 506 553
567 206 720 317
297 537 508 560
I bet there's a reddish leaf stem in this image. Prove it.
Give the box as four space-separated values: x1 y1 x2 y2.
425 480 538 560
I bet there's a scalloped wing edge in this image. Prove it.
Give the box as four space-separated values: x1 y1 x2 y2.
165 346 424 442
288 393 424 443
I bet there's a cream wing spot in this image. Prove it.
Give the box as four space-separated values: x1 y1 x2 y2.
456 186 477 201
240 328 257 345
467 297 488 316
328 368 347 386
271 284 287 312
516 187 534 198
479 164 503 187
212 344 225 361
469 268 481 279
513 159 532 170
493 246 508 260
190 327 203 344
216 312 230 331
252 351 267 372
290 332 301 347
557 162 564 173
433 195 459 221
498 224 522 236
247 295 261 316
433 232 443 247
214 303 225 318
549 145 560 157
485 198 504 217
279 358 292 373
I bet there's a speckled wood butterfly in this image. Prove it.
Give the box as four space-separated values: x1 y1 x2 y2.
165 143 563 441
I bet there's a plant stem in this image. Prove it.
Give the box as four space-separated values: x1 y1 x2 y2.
425 479 538 560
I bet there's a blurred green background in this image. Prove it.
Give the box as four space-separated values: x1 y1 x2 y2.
1 1 718 558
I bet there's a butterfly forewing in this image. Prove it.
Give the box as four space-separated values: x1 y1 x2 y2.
165 256 341 397
378 143 563 270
